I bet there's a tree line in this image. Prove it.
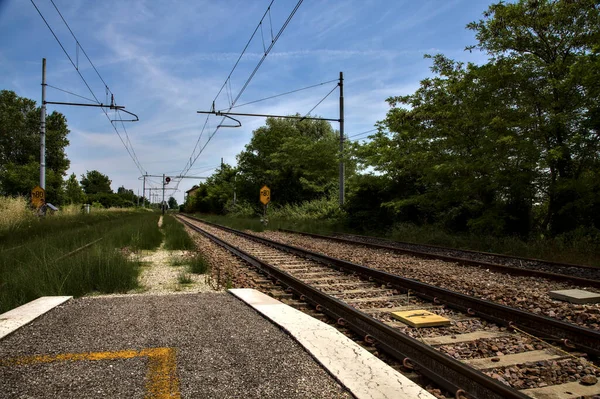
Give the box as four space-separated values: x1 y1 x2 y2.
2 0 597 237
0 90 154 209
186 0 599 239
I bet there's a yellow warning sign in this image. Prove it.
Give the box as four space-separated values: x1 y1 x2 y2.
31 185 45 209
260 185 270 205
391 309 451 328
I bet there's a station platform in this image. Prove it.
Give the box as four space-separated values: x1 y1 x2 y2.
0 291 433 399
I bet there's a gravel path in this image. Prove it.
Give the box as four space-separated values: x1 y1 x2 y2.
98 218 217 297
256 231 600 331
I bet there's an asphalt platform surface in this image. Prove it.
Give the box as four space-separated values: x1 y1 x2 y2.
0 293 353 398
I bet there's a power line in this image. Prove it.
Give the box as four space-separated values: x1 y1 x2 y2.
115 109 144 173
347 128 377 139
177 0 304 187
30 0 145 175
46 84 98 104
303 84 338 118
212 0 275 105
49 0 112 95
224 79 338 111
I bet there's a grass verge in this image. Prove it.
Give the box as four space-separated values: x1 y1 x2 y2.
162 214 196 250
0 212 163 313
177 271 193 284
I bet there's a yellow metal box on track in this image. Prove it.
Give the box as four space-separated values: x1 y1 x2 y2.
390 309 451 328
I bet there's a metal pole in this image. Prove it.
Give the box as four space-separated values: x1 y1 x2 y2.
162 173 166 215
339 71 345 205
142 174 146 208
40 58 47 190
233 174 237 206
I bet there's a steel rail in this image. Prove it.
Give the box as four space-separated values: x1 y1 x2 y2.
331 231 600 271
182 215 600 358
278 228 600 288
177 215 528 399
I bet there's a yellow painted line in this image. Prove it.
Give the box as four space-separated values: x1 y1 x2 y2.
0 348 180 399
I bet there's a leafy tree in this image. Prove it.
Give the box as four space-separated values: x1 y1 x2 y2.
187 164 236 213
80 170 112 194
168 196 178 209
352 0 600 237
64 173 84 204
0 90 70 203
236 116 349 205
466 0 600 233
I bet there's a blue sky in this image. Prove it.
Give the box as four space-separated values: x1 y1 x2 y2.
0 0 494 204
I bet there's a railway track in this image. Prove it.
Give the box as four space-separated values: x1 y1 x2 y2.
279 229 600 287
178 214 600 399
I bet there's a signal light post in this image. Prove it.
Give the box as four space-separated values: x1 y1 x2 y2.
162 174 172 215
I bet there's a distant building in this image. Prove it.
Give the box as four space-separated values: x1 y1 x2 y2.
185 185 199 202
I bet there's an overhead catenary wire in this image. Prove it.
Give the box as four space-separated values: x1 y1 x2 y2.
30 0 146 175
347 128 378 139
115 110 144 173
177 0 304 188
302 84 339 118
46 84 98 104
222 79 338 111
49 0 112 96
211 0 275 104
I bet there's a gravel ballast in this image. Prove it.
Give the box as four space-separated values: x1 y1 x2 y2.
258 231 600 331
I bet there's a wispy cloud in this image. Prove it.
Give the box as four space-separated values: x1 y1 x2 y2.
1 0 495 201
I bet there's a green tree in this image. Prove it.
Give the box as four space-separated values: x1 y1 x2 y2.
466 0 600 233
0 90 70 203
80 170 112 194
187 164 237 213
352 0 600 236
168 196 178 210
236 116 348 205
64 173 84 204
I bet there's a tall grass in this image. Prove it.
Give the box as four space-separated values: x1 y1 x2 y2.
162 215 195 250
196 213 346 235
268 196 345 220
0 196 36 233
0 212 163 313
194 196 346 233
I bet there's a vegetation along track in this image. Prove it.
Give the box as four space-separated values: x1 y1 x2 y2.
280 229 600 286
177 214 600 399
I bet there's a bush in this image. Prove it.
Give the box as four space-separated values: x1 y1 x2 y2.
268 196 345 220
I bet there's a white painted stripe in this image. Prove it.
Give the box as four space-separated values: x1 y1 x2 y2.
230 288 435 399
0 296 72 340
